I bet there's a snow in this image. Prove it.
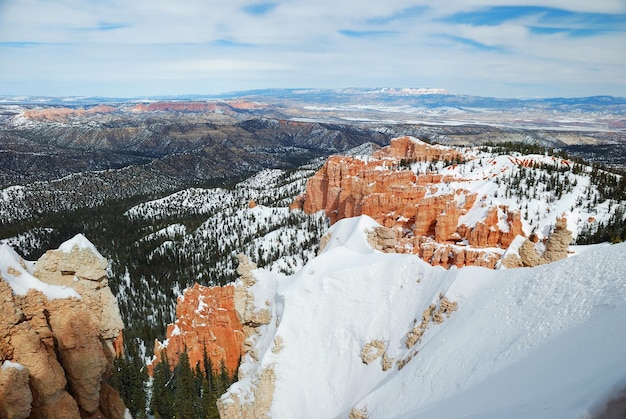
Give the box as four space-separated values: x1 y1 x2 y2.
222 215 626 419
59 233 105 259
1 360 25 371
0 244 80 300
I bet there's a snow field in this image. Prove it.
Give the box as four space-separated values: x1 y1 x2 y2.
223 215 626 419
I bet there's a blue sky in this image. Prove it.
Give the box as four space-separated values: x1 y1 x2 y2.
0 0 624 98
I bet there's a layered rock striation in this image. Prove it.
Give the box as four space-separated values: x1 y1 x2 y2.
292 136 571 268
0 234 126 418
150 283 245 377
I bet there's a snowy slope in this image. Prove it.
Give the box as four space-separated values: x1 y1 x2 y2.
222 215 626 418
401 143 623 241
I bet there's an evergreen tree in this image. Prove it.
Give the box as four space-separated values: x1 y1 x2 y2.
108 337 148 418
151 354 174 419
173 351 196 418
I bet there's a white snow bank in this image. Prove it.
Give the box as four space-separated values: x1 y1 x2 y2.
223 215 626 419
0 244 80 300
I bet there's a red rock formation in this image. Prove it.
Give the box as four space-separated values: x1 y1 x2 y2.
293 136 526 268
375 136 462 162
86 104 117 114
150 283 245 377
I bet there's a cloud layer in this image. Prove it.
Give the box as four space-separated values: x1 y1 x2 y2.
0 0 624 97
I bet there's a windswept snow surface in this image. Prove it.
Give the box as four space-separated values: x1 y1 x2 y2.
224 215 626 419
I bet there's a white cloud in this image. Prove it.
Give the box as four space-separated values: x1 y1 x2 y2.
0 0 624 97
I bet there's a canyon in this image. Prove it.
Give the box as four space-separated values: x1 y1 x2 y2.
291 136 570 269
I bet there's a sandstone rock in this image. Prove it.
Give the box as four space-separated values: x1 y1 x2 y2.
218 366 276 419
318 232 332 254
97 382 127 419
47 302 108 413
0 361 32 419
501 253 524 269
367 227 398 253
519 239 543 267
294 136 528 269
0 237 126 417
374 136 462 162
360 340 386 365
271 336 284 354
234 255 272 328
150 283 245 377
406 295 457 349
381 352 393 372
542 217 573 263
349 406 369 419
515 218 572 268
34 239 124 341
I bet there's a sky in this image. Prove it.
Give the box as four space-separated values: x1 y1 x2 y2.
0 0 625 98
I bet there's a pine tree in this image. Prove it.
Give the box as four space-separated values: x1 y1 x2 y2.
151 354 174 419
173 350 196 418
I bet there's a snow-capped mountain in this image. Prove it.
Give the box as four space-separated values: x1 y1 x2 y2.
219 215 626 419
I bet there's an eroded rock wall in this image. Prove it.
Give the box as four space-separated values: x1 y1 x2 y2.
293 136 538 268
150 283 245 377
0 236 126 418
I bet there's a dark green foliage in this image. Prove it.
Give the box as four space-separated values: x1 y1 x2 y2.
173 351 196 417
109 335 148 418
149 349 238 419
151 354 175 419
578 207 626 244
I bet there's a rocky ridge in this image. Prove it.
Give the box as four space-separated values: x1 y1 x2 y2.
217 254 277 418
292 137 524 267
293 136 535 268
0 235 126 418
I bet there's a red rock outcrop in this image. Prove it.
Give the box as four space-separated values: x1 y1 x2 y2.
150 283 245 377
22 107 87 121
0 236 127 418
293 136 527 268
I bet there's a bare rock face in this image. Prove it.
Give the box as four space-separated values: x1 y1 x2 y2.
150 283 245 377
367 227 398 253
218 366 276 419
34 239 124 345
542 217 573 263
0 362 32 419
293 136 526 269
218 255 277 418
0 236 127 418
502 218 573 268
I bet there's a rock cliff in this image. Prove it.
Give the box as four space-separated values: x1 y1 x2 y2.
150 283 245 377
0 235 127 418
218 255 277 418
501 217 574 268
293 136 569 269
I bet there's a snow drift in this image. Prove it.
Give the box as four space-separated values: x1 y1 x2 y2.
220 215 626 418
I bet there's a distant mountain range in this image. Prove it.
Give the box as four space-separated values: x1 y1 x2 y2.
1 88 625 112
